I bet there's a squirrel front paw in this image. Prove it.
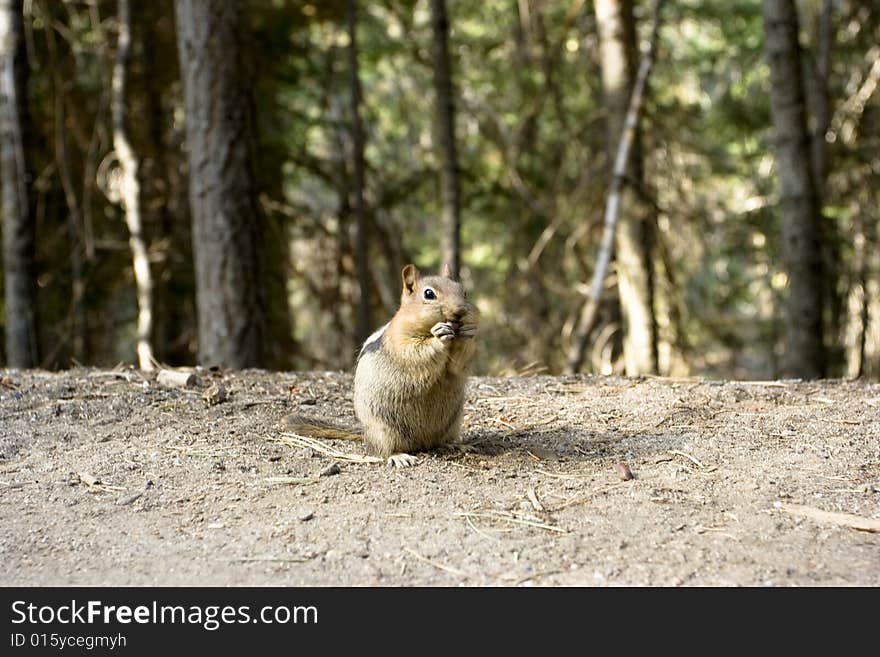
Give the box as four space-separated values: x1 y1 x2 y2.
430 322 457 343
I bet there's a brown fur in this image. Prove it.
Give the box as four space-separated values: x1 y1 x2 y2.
354 265 478 458
285 415 360 441
287 265 479 463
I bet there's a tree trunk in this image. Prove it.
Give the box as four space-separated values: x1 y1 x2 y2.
566 0 664 375
810 0 843 371
43 7 87 364
844 210 867 378
0 0 37 367
594 0 657 375
429 0 462 279
810 0 832 190
762 0 825 378
113 0 154 370
174 0 266 368
346 0 371 346
139 0 193 365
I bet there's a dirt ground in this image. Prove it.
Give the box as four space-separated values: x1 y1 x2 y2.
1 367 878 586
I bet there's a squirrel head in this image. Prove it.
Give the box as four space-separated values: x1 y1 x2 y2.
395 264 477 337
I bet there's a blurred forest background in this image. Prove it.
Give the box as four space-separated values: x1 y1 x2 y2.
0 0 878 380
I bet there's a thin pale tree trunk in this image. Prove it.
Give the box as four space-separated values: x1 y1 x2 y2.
0 0 37 367
175 0 266 367
112 0 154 370
844 210 867 378
429 0 462 279
566 0 664 374
762 0 826 378
346 0 371 346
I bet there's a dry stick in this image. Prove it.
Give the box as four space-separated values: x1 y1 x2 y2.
113 0 155 371
227 556 314 564
455 510 566 534
463 514 502 542
526 487 545 512
510 569 563 586
156 369 200 388
565 0 667 374
403 547 469 578
264 476 321 487
667 449 705 469
781 503 880 533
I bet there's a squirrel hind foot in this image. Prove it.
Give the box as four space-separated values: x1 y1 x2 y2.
386 453 420 468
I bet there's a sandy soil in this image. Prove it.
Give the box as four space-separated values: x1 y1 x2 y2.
1 368 878 586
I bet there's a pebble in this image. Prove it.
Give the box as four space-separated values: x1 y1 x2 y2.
298 511 315 522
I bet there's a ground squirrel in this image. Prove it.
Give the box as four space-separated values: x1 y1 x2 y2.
287 264 478 467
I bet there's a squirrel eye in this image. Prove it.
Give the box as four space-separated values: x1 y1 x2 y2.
423 288 436 300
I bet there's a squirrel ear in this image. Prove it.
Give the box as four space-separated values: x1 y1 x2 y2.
442 263 453 279
401 264 419 294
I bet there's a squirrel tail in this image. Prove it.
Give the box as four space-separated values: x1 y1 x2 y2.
284 415 362 442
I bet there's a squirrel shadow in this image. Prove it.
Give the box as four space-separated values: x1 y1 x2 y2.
452 425 665 463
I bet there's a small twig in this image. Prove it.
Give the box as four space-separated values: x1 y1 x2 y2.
226 555 315 563
403 548 469 577
780 503 880 533
264 476 321 486
526 487 545 512
487 416 518 430
535 468 592 479
464 514 503 542
667 450 705 469
695 527 739 541
77 472 125 493
455 511 567 534
509 569 564 586
546 494 589 512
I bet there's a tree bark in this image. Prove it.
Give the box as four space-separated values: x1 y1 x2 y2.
43 7 87 364
810 0 832 190
810 0 843 371
844 211 867 378
762 0 826 378
567 0 659 375
174 0 266 368
429 0 462 279
113 0 154 370
346 0 371 346
0 0 37 367
600 0 658 377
